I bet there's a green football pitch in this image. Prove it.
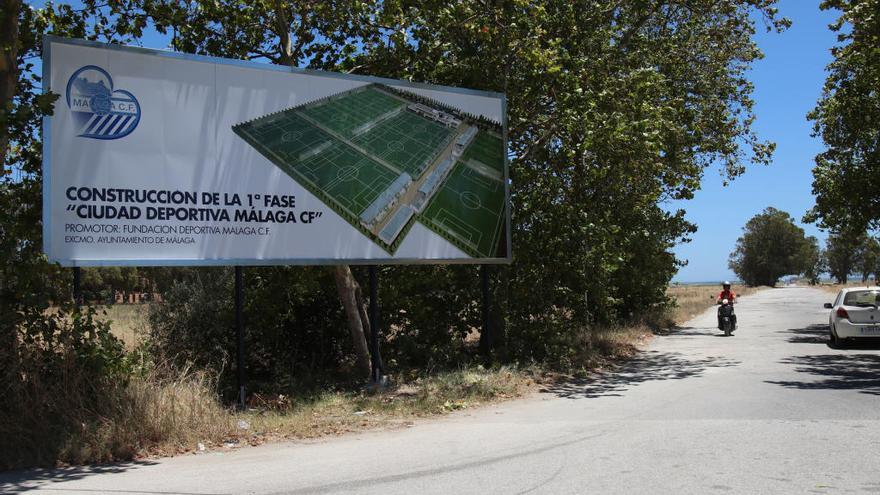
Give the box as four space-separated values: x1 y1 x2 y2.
460 132 504 173
301 88 404 138
233 83 507 257
419 162 506 258
234 113 397 220
353 111 454 177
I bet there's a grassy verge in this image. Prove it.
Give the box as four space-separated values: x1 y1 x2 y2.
87 307 540 458
232 367 533 445
92 366 537 461
99 304 151 348
559 323 654 375
666 284 762 325
21 304 657 465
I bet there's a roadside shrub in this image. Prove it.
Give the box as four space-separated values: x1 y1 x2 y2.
148 267 235 375
149 266 352 397
380 265 480 369
0 305 130 468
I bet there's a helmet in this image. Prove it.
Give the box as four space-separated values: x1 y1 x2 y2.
722 281 731 288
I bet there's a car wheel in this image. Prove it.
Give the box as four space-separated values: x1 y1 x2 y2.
829 324 842 348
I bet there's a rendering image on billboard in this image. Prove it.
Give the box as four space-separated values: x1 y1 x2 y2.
233 84 506 258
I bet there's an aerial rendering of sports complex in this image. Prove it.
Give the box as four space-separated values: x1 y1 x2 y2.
232 83 507 258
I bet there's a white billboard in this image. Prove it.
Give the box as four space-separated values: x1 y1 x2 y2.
43 36 510 266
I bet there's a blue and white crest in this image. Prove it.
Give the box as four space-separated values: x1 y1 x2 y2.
66 65 140 140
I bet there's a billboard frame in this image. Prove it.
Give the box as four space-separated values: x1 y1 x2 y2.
42 35 512 267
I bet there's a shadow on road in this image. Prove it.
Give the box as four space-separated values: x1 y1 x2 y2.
780 324 830 345
780 324 880 349
540 350 740 399
766 354 880 395
664 326 723 337
0 461 201 494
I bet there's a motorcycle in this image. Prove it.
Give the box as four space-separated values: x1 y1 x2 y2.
718 298 736 336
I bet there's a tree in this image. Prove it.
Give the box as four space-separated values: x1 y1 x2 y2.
824 232 861 284
1 1 153 468
4 0 789 388
144 0 386 379
854 236 880 283
136 0 788 368
805 0 880 234
342 1 786 363
729 208 811 286
801 235 825 285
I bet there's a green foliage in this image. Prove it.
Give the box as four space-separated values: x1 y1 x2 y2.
728 207 812 286
805 0 880 233
824 232 861 284
338 0 785 365
1 0 156 360
5 0 787 399
824 232 879 284
854 236 880 283
132 0 786 371
0 302 134 468
0 1 160 468
145 0 381 69
379 265 480 369
801 236 825 286
149 266 352 396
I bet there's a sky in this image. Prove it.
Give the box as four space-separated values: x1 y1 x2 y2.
671 0 840 283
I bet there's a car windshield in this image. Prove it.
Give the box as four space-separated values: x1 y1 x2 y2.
842 290 880 307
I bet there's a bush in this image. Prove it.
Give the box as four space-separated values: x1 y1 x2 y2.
0 305 130 468
148 268 235 375
149 266 353 398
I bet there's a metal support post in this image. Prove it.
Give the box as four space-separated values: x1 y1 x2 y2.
479 265 492 357
368 265 384 382
235 266 246 409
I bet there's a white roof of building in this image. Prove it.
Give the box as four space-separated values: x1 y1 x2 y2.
378 206 415 244
359 173 412 225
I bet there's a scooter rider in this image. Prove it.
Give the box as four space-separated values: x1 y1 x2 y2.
717 281 737 330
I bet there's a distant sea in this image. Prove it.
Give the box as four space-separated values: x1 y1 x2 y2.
671 280 743 286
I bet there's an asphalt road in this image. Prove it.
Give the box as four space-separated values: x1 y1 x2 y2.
4 287 880 495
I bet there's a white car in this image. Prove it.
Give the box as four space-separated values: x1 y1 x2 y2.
825 287 880 346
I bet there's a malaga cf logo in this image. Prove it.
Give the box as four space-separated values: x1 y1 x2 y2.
65 65 140 140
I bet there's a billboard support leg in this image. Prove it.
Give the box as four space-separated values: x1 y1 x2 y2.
368 265 384 383
72 267 82 310
235 266 246 409
479 265 492 358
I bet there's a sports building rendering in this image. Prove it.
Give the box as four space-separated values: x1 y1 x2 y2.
233 83 507 258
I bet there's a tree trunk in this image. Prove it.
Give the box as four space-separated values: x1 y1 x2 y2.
332 265 371 378
0 0 22 164
266 8 372 380
0 0 21 386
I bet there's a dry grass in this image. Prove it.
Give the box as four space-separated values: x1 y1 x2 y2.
1 353 233 468
4 360 534 467
46 304 151 349
245 368 531 437
60 366 234 464
98 304 151 348
814 281 879 295
20 300 670 465
667 284 762 325
564 323 653 373
141 366 535 458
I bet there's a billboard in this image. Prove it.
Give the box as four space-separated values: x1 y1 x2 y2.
43 36 510 266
